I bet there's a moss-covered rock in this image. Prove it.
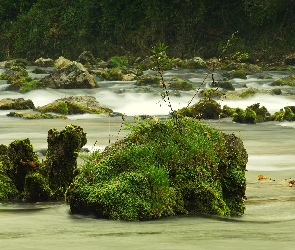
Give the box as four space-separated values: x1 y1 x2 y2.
168 79 194 91
24 172 52 201
177 98 221 119
233 103 271 124
44 124 87 197
0 98 35 110
222 69 248 79
271 75 295 86
6 111 67 119
37 95 112 115
66 118 247 220
271 88 282 95
211 78 235 91
135 74 162 87
7 138 40 193
198 88 225 99
77 51 96 66
0 162 18 200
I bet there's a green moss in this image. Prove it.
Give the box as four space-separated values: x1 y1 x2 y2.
24 172 52 201
45 125 87 197
271 88 282 95
7 138 40 193
198 88 225 99
66 118 247 220
271 75 295 86
232 103 271 124
177 99 222 119
0 162 18 200
239 88 257 98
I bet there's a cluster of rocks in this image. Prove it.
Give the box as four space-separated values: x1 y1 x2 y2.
0 125 87 201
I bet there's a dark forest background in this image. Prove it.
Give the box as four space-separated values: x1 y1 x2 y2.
1 0 295 61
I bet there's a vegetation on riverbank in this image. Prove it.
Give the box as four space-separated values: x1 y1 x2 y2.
0 1 294 62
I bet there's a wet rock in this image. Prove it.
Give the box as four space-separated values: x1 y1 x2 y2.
34 57 54 67
0 98 35 110
40 61 97 89
44 124 87 197
37 95 112 115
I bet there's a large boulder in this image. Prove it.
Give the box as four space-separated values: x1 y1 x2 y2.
40 61 97 89
66 118 248 220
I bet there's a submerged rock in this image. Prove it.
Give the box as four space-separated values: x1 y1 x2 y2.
40 61 97 88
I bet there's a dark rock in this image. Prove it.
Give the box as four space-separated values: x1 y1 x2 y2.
77 51 96 65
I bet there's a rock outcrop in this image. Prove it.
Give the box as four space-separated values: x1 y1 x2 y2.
40 61 97 89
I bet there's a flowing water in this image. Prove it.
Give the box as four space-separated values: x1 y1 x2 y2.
0 67 295 249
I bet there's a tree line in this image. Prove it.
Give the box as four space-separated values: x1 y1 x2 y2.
0 0 294 61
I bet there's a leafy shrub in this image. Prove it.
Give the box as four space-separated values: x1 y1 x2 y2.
108 56 128 68
66 118 248 220
57 101 68 115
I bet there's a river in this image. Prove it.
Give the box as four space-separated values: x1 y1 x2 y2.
0 67 295 249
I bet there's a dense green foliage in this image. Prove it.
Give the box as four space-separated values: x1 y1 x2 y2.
0 0 294 61
66 118 248 220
